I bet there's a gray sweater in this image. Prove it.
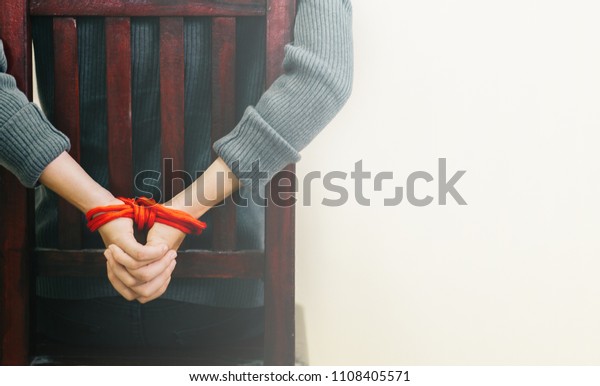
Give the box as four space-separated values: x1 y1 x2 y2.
0 0 353 307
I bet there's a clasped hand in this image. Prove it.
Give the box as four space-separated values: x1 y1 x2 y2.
38 153 233 304
97 199 187 303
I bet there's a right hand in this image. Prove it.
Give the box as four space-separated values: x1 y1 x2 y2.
96 199 175 303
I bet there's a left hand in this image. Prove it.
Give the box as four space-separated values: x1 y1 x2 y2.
106 221 188 303
105 245 177 303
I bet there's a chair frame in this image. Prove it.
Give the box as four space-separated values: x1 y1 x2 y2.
0 0 296 366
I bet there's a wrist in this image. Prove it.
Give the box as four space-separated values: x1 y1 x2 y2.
164 157 239 219
81 192 122 214
39 152 121 214
164 197 210 220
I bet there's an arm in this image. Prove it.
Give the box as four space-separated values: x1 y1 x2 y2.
110 157 239 291
161 0 353 230
213 0 354 193
145 157 239 251
115 0 353 268
0 39 70 187
40 152 174 303
161 0 353 223
1 41 170 303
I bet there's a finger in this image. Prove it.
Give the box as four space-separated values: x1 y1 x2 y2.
147 223 186 251
106 250 144 288
131 259 176 300
137 275 173 304
105 255 138 301
109 244 151 271
127 250 177 283
114 233 168 262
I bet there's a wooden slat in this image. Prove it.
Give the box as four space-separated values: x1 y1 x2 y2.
264 166 296 365
0 174 29 366
106 18 133 197
0 0 32 365
53 18 82 249
263 0 296 366
30 0 266 17
0 3 33 96
210 18 237 251
35 249 265 279
265 0 295 86
159 17 185 201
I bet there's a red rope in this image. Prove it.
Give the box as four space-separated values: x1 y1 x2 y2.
86 197 207 235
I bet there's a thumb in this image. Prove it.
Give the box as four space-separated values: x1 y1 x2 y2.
147 223 186 251
116 233 168 262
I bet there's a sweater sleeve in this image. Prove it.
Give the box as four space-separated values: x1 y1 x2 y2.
0 39 70 188
213 0 353 191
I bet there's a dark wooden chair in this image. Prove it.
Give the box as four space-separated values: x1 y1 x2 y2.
0 0 296 366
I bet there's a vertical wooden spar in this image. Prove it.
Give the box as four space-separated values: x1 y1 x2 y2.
159 17 185 202
106 18 133 198
0 0 32 365
264 0 297 366
210 17 237 251
53 18 82 249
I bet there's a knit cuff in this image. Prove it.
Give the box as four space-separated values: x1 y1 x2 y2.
0 103 71 187
213 106 300 194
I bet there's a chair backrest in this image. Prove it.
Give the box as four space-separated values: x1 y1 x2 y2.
0 0 296 365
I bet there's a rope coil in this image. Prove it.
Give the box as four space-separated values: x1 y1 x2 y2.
86 197 207 235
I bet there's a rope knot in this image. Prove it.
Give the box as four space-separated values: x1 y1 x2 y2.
131 197 158 231
86 197 207 235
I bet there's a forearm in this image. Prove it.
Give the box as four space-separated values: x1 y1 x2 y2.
39 151 118 213
41 152 175 303
0 40 71 188
213 0 353 191
166 157 239 218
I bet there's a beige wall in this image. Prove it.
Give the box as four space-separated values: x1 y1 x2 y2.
295 0 600 365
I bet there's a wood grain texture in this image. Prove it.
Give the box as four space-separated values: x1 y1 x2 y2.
0 0 31 365
265 0 295 86
159 17 185 201
53 18 83 249
30 0 266 17
106 18 133 197
36 249 265 278
263 0 297 366
210 17 237 251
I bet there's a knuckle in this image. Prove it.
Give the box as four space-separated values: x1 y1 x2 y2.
137 271 152 283
108 254 120 266
138 288 152 298
125 276 138 287
127 262 142 271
